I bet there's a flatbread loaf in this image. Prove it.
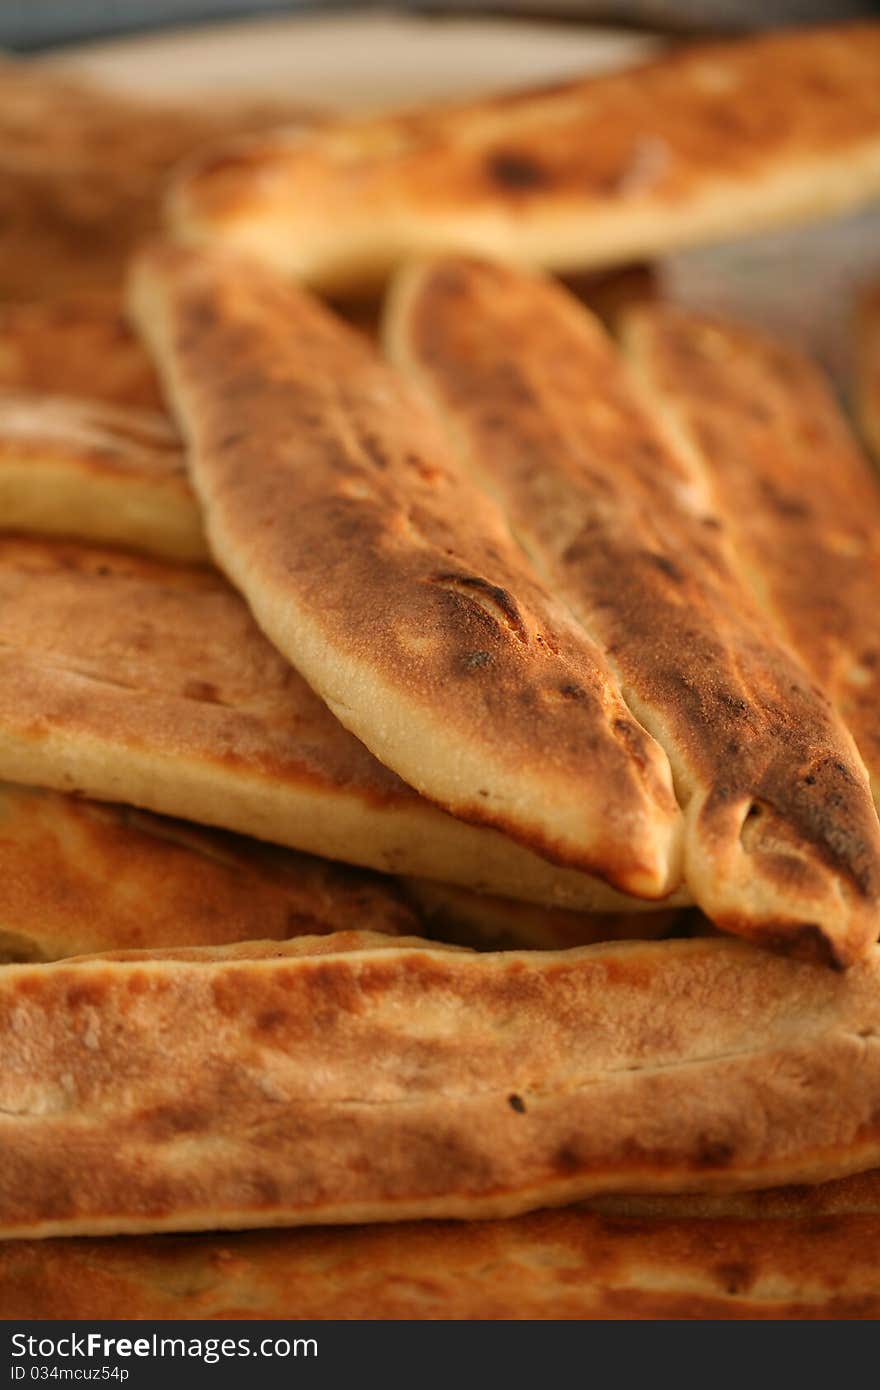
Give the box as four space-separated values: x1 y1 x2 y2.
0 776 663 959
623 307 880 811
0 535 652 912
169 23 880 294
3 1172 880 1318
388 256 880 967
0 61 317 301
0 271 654 560
0 781 416 963
0 293 164 411
855 283 880 462
130 244 682 899
3 932 880 1237
0 391 207 562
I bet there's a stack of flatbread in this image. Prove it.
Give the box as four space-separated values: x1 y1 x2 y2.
3 20 880 1319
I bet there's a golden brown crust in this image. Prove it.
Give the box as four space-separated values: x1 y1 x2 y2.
130 243 682 897
3 933 880 1238
170 23 880 294
0 535 651 912
0 781 416 963
0 391 208 562
0 776 666 961
855 283 880 464
623 307 880 810
0 61 318 301
0 293 163 411
3 1185 880 1319
389 256 880 967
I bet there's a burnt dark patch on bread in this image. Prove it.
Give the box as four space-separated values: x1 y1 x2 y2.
430 572 528 644
485 150 549 192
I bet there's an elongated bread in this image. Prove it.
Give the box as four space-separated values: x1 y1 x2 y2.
855 283 880 463
170 23 880 295
3 932 880 1238
0 777 666 961
0 60 318 301
0 391 208 562
0 535 656 912
0 781 417 963
388 257 880 967
623 307 880 810
4 1175 880 1319
0 270 652 562
130 244 682 898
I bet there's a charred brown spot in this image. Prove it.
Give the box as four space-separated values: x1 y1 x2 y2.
715 1261 754 1296
486 150 549 191
463 650 493 670
179 299 218 335
559 682 586 700
193 146 269 180
305 961 365 1011
256 1008 289 1032
694 1136 735 1168
760 478 811 519
252 1173 282 1206
752 921 843 971
431 572 528 643
508 1093 527 1114
140 1104 206 1139
405 451 441 483
554 1142 583 1174
717 690 749 717
612 716 649 772
646 552 684 582
182 679 222 704
65 982 107 1009
358 429 390 471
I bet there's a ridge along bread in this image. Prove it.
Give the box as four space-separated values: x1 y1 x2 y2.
622 306 880 814
168 22 880 295
0 61 319 301
130 244 683 900
4 932 880 1238
855 283 880 463
0 535 663 913
4 1169 880 1318
387 256 880 968
0 781 417 963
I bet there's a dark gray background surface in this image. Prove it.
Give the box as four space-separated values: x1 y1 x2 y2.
2 0 878 51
